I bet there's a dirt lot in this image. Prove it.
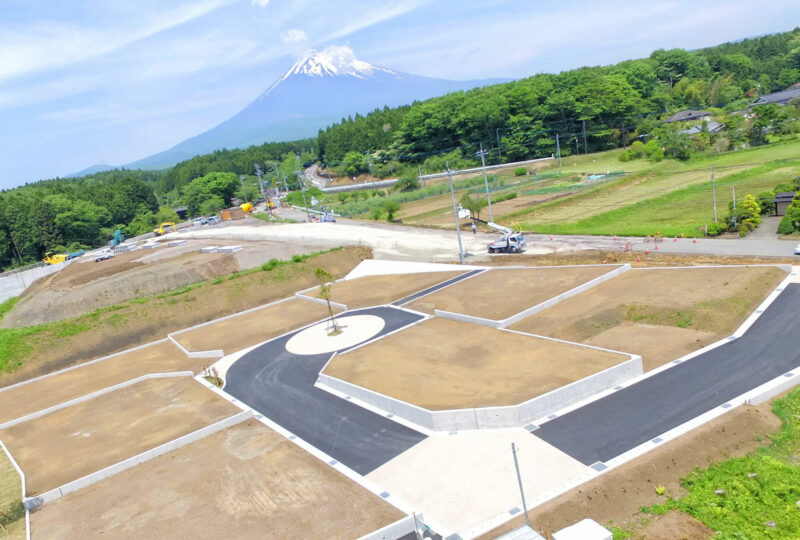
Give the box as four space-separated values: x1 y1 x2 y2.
326 317 628 410
408 265 617 320
174 299 333 354
0 247 370 387
478 401 780 539
401 193 563 228
0 445 24 539
0 341 206 424
30 419 406 539
1 377 238 496
303 270 464 309
511 266 786 371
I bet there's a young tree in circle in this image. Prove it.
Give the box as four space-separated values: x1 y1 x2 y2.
315 267 341 335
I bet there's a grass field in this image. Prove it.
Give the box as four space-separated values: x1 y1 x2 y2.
352 136 800 237
633 388 800 539
0 444 24 539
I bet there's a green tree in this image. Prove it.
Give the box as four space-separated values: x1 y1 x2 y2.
314 268 340 334
459 193 488 220
383 201 401 221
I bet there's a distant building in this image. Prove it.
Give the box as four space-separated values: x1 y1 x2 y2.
661 110 710 124
679 119 724 135
773 192 797 216
750 87 800 107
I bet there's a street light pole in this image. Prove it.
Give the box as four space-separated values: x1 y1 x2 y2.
239 175 248 203
295 154 312 223
477 143 494 223
712 165 718 224
446 162 465 264
512 443 531 527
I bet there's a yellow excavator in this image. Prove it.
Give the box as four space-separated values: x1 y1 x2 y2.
153 222 177 236
42 252 68 265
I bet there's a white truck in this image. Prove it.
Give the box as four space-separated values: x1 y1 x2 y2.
472 217 526 253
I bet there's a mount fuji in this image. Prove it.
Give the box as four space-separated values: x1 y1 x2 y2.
122 47 506 170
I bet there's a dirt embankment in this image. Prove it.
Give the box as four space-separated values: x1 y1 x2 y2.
479 401 781 539
0 247 371 387
4 237 322 328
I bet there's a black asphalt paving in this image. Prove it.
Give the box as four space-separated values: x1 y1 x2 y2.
392 269 484 306
534 283 800 466
225 305 427 475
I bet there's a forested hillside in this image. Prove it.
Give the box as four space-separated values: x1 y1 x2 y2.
1 28 799 270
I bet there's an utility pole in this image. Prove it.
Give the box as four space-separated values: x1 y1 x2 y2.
364 151 373 177
239 175 248 203
511 443 530 528
711 165 718 223
555 133 562 167
295 154 312 223
496 128 502 158
476 143 494 222
575 138 579 156
254 163 265 198
582 119 588 155
418 164 424 188
446 162 465 264
282 172 289 192
732 185 737 228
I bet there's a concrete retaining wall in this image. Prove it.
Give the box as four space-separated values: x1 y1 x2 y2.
433 309 501 328
295 291 348 311
499 264 630 328
168 334 224 359
0 260 70 303
318 353 642 431
0 372 193 430
24 410 252 510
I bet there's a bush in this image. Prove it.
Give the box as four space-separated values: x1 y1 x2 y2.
777 214 797 235
394 176 419 192
383 201 400 221
757 191 776 214
644 140 664 162
706 222 728 236
514 167 527 176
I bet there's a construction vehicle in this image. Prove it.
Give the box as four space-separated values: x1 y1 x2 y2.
109 229 125 247
42 250 85 265
153 222 177 236
471 217 526 254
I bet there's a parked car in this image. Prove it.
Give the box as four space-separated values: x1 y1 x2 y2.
207 215 221 225
193 217 206 226
794 243 800 255
95 248 114 262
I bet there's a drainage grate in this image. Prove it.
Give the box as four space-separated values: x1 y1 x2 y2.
651 437 663 444
508 507 521 515
590 461 608 472
721 403 732 409
524 424 539 432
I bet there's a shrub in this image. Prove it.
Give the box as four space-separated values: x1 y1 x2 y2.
514 167 527 176
383 201 401 221
394 175 419 192
777 214 797 235
706 222 728 236
644 140 664 162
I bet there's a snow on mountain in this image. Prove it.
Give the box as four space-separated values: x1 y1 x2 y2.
123 46 507 171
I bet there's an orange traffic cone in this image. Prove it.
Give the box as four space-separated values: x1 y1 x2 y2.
692 237 697 243
636 256 641 262
673 236 677 242
681 233 685 238
654 245 659 250
645 249 649 254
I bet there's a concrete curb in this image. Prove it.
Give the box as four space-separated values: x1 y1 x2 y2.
0 338 171 394
23 410 253 510
167 334 224 359
0 439 30 540
294 291 348 311
0 371 194 430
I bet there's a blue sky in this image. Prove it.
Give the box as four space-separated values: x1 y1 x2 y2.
1 0 799 188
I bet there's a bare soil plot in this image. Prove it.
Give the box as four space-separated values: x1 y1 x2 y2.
0 341 205 425
401 193 557 228
510 266 787 371
0 445 25 539
175 299 334 354
314 271 465 309
478 401 779 539
30 419 405 540
0 377 238 495
408 265 617 320
325 317 628 410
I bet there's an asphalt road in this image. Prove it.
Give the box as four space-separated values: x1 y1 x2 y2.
392 269 484 306
225 305 427 475
534 283 800 466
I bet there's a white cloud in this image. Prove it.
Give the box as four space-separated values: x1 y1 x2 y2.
251 0 270 6
0 0 233 82
282 28 307 44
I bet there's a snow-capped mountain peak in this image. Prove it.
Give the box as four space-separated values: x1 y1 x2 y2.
288 46 395 79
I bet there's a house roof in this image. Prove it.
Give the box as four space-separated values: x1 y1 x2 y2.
662 109 710 123
679 120 723 135
774 192 796 201
750 87 800 107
